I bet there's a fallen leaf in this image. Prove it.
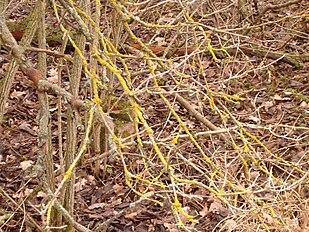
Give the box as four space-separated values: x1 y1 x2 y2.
20 160 33 170
164 223 178 232
199 204 209 217
113 183 125 196
261 101 274 111
111 198 122 206
88 202 106 209
37 191 47 198
209 201 229 217
47 68 59 84
221 219 237 232
124 211 138 219
300 101 308 109
87 175 96 185
155 37 167 47
10 89 26 98
248 115 260 123
75 178 87 192
19 122 37 135
273 94 290 101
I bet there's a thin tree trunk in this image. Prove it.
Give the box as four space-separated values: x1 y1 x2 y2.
0 10 38 123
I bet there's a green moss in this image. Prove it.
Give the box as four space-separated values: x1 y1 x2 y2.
266 82 277 92
286 88 309 103
278 75 289 88
7 14 76 46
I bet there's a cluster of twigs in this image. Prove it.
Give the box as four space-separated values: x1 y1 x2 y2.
0 0 308 231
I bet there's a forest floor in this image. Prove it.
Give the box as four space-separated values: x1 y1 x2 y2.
0 1 308 231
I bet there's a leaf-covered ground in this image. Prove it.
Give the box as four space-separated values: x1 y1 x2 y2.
0 1 308 231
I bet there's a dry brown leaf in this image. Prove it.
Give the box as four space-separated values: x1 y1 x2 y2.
124 211 138 219
113 183 125 196
111 198 122 206
199 204 209 217
20 160 33 170
36 191 47 198
10 89 26 98
221 219 237 232
75 178 87 192
273 94 290 101
47 68 59 84
19 122 37 135
209 201 228 216
88 202 106 210
163 223 178 232
87 175 96 185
